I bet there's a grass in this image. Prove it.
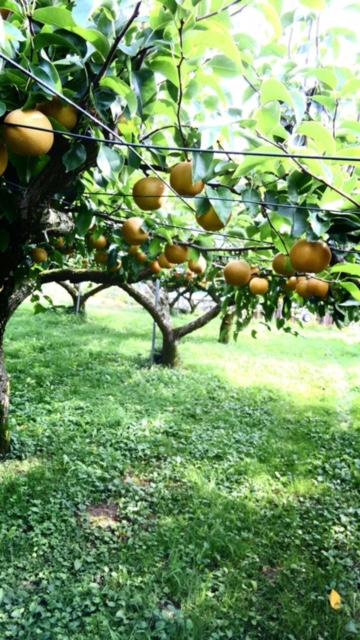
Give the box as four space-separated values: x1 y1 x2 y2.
0 304 359 639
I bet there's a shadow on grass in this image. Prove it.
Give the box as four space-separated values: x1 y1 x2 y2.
0 309 358 639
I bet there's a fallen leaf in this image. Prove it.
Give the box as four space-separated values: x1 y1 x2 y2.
329 589 342 610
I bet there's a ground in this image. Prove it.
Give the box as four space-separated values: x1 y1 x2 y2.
0 300 359 639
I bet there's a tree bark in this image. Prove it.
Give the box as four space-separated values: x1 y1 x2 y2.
120 282 180 366
161 334 179 367
218 311 235 344
0 342 10 454
58 281 82 313
42 273 220 369
174 302 221 340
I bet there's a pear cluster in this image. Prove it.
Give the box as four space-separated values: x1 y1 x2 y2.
0 99 78 177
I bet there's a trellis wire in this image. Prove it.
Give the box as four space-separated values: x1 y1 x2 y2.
83 191 360 216
2 120 360 164
0 52 196 214
4 180 359 217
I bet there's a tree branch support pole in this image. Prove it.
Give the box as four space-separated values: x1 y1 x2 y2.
75 282 82 315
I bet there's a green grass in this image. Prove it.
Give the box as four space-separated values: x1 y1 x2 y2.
0 305 359 639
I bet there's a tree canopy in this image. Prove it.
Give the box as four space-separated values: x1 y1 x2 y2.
0 0 359 336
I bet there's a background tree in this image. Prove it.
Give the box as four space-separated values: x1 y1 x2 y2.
0 0 359 453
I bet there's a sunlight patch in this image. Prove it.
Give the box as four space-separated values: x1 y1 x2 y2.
0 457 42 481
86 503 119 529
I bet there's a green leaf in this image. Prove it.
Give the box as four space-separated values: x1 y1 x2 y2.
75 209 93 235
210 54 242 78
0 228 10 251
308 211 331 235
291 208 310 237
148 238 162 258
33 7 76 29
32 60 62 93
149 56 179 86
100 77 137 115
206 185 233 224
339 281 360 301
149 6 173 30
188 247 200 262
345 620 359 635
337 120 360 136
297 121 335 154
192 151 214 182
233 144 292 178
72 27 110 58
242 188 261 215
256 102 281 136
341 78 360 97
62 144 87 172
260 79 294 107
331 263 360 276
183 18 243 67
257 3 282 38
33 32 83 54
300 0 326 9
97 146 124 180
312 95 336 110
305 67 338 89
33 8 109 58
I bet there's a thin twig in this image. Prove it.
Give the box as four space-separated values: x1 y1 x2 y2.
197 0 244 22
333 99 338 138
91 2 141 91
261 204 289 255
315 16 320 65
0 52 197 215
256 131 360 209
140 124 192 143
176 19 188 159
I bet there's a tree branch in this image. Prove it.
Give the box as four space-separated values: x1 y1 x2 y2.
82 283 110 303
169 286 188 309
261 204 289 255
119 282 172 338
197 0 245 22
174 303 221 339
39 269 121 286
256 132 360 209
140 124 192 143
91 2 142 91
57 281 77 300
176 19 188 158
8 282 34 315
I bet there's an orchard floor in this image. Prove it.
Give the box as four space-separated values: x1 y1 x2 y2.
0 303 359 640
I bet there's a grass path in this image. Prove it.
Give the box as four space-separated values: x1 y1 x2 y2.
0 307 359 639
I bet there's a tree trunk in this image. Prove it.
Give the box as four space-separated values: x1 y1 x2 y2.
0 282 34 454
218 311 235 344
161 334 180 367
0 342 10 454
